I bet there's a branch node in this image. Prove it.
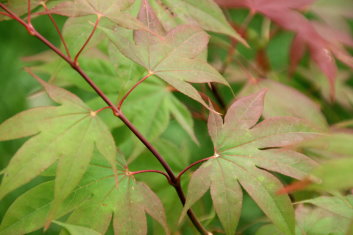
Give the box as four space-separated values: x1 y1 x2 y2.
27 23 36 36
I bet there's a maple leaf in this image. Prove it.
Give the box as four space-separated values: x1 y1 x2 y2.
101 0 228 109
0 0 42 20
295 196 353 234
150 0 247 46
299 64 353 109
0 77 118 220
180 90 318 235
215 0 337 97
239 78 328 128
119 78 198 161
45 0 144 30
0 159 169 235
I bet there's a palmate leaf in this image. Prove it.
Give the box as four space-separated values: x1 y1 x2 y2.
102 0 228 109
181 90 318 235
0 78 118 219
0 161 169 235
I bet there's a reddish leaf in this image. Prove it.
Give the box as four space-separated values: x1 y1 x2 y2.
102 0 227 109
215 0 337 97
182 90 318 234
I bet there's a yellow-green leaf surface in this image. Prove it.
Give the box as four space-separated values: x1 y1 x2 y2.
309 157 353 191
48 0 144 30
0 78 117 218
0 160 168 235
153 0 247 46
102 0 228 109
54 221 101 235
182 90 319 235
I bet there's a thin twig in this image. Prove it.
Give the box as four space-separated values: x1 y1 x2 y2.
74 14 101 64
118 73 153 109
41 2 71 58
0 12 11 17
129 170 172 185
177 156 216 182
94 106 113 114
0 4 209 234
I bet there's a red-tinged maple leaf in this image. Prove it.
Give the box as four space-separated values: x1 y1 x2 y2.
102 0 228 110
180 90 319 235
215 0 337 98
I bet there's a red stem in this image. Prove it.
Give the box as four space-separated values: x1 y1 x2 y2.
41 2 71 58
0 12 11 17
0 4 209 234
177 156 216 182
118 73 153 109
74 15 101 64
94 106 113 114
129 170 172 184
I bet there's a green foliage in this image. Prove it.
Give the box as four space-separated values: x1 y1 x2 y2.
1 0 353 234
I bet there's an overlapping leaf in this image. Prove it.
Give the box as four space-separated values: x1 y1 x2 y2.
239 79 328 129
150 0 247 45
0 0 41 21
0 78 118 219
300 65 353 109
215 0 337 96
46 0 144 30
181 90 318 235
295 195 353 234
119 79 197 161
0 161 169 235
102 0 228 109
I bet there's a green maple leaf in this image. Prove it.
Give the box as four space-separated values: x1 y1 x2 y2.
48 0 144 30
180 90 319 235
102 0 228 109
0 78 118 219
0 160 169 235
150 0 247 46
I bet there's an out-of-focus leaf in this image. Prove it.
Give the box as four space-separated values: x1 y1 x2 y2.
102 0 228 109
256 224 282 235
29 53 123 93
0 78 118 220
182 90 318 235
310 0 353 31
295 199 353 235
300 65 353 109
216 0 337 95
309 157 353 191
151 0 247 45
0 0 42 21
54 221 101 235
300 195 353 219
239 79 328 128
300 132 353 159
